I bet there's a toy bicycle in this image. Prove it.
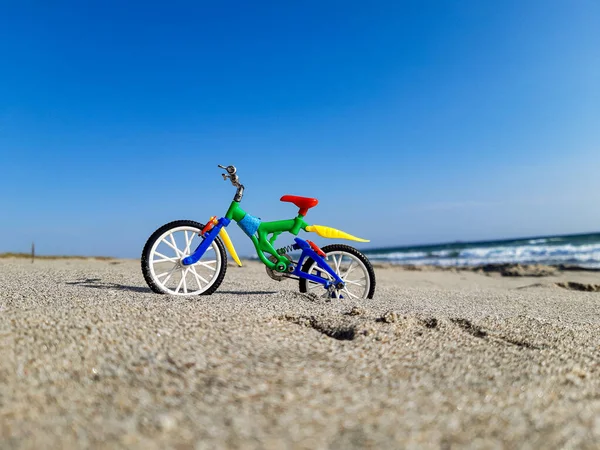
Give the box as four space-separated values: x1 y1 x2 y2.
141 165 376 299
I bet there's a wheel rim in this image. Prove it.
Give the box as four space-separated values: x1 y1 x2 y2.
148 226 221 295
305 251 370 299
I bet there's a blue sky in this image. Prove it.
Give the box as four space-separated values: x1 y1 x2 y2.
1 0 599 257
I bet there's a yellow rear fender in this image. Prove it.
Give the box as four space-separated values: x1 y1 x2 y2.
218 228 242 266
305 225 369 243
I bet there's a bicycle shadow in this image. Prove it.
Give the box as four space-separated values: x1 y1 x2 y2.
66 279 277 295
66 278 151 293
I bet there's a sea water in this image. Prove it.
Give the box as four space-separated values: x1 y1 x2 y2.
363 232 600 268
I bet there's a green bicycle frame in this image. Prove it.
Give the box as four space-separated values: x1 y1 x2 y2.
225 201 308 270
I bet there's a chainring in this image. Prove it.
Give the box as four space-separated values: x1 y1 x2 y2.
266 254 293 281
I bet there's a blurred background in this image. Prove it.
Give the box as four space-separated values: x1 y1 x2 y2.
1 0 598 263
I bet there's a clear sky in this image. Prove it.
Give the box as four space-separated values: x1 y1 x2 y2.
1 0 599 258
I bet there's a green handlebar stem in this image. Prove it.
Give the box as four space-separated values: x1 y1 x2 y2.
225 202 246 221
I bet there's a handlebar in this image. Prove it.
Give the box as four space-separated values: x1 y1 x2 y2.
218 164 240 186
218 164 236 175
218 164 245 202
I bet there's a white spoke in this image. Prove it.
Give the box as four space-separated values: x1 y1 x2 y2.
163 235 182 256
342 288 359 299
343 261 356 278
196 260 217 271
190 265 209 285
185 231 197 256
172 234 184 256
314 268 332 280
154 258 177 264
153 256 179 264
175 273 185 294
308 282 322 291
329 255 337 273
157 265 179 284
344 279 366 287
183 231 191 255
156 267 175 279
164 266 179 285
182 268 188 294
189 266 204 287
154 251 177 262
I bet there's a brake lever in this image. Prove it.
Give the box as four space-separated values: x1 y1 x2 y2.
218 164 236 174
218 164 240 187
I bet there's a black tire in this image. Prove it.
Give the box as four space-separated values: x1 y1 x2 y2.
141 220 227 295
299 244 376 299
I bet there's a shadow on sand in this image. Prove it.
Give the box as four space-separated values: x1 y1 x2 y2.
66 278 152 293
66 279 277 296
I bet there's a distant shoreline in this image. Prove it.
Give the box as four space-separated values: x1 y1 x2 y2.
0 253 116 261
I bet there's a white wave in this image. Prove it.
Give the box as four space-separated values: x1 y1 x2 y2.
431 250 454 257
368 251 428 261
459 243 600 261
368 242 600 267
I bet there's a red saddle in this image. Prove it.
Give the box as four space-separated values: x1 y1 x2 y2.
280 195 319 216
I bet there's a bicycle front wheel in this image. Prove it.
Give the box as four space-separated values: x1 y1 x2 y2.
299 244 376 299
141 220 227 296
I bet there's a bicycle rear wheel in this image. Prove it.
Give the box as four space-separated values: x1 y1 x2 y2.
299 244 376 299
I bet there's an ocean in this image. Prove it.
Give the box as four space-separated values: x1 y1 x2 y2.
363 232 600 268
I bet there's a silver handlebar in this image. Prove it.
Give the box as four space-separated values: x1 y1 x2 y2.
218 164 236 175
218 164 241 187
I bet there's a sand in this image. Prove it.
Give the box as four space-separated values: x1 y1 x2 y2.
1 258 599 449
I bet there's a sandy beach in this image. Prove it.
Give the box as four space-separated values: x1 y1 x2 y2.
1 258 599 449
